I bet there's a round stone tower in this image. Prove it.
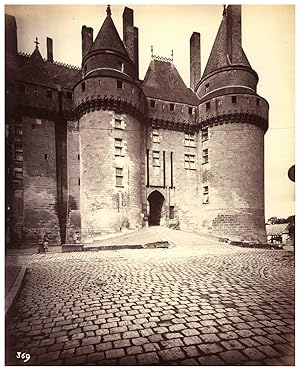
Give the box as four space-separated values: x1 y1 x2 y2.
73 6 146 242
196 5 269 242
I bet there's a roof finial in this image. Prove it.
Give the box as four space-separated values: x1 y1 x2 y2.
171 50 173 62
34 37 40 49
151 46 154 58
106 4 111 16
223 5 227 16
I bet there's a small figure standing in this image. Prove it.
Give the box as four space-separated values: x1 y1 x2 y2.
43 234 49 252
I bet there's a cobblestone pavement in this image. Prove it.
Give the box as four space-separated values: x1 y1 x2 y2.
6 228 295 366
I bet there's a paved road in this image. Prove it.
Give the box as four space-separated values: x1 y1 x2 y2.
6 227 295 366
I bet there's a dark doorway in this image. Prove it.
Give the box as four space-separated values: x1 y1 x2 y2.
148 191 165 226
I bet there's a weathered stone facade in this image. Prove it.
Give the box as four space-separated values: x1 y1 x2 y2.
5 5 269 246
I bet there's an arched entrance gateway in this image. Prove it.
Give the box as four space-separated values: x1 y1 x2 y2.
147 191 165 226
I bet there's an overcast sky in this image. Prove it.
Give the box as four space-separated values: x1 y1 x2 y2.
5 1 295 220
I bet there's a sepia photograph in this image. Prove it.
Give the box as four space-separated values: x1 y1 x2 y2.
4 1 295 366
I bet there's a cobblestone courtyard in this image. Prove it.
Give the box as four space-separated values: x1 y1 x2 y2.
6 228 295 366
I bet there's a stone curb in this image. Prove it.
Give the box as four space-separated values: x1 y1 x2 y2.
5 266 27 317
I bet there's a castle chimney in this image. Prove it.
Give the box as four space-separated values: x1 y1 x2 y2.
81 26 93 59
47 37 53 62
226 5 242 64
123 7 139 79
190 32 201 91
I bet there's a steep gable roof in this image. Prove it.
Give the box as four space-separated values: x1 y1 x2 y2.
90 13 128 56
17 50 80 89
142 59 199 105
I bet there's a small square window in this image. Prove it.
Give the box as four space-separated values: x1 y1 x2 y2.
36 119 42 125
170 103 175 111
81 82 85 92
152 128 160 143
15 126 22 135
14 152 23 162
206 102 210 110
115 138 123 156
184 154 196 170
14 168 23 179
116 167 123 187
203 186 209 204
202 149 209 164
150 100 155 108
46 89 53 99
232 96 237 104
114 119 122 129
117 80 123 89
205 83 210 93
184 133 195 147
152 151 160 167
202 127 208 141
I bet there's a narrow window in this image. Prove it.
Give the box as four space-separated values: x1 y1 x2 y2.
152 151 160 167
170 103 175 111
116 167 123 187
78 154 80 160
184 154 196 170
33 88 38 96
181 107 184 113
202 127 208 141
205 83 210 93
117 61 124 72
152 128 160 143
202 149 209 164
44 154 48 160
203 186 209 204
150 99 155 108
232 96 237 104
32 124 36 130
81 82 85 92
115 138 123 156
46 89 53 99
206 102 210 110
256 98 260 106
131 87 134 94
169 206 175 219
78 178 80 186
114 118 122 129
184 133 195 147
66 91 73 99
117 80 123 89
188 107 193 115
162 104 165 110
217 99 222 107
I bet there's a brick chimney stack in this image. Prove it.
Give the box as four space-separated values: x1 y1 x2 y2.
190 32 201 91
47 37 53 62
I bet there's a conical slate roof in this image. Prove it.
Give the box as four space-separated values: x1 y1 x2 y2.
142 59 199 105
90 12 128 56
202 6 251 79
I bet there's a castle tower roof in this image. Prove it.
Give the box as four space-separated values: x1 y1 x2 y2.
89 6 128 57
142 59 199 105
202 5 251 79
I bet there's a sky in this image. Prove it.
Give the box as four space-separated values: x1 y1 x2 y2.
4 1 295 221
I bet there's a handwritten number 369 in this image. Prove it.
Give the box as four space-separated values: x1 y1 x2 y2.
16 352 31 363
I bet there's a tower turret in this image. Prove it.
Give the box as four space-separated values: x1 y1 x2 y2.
73 6 146 242
196 5 269 242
